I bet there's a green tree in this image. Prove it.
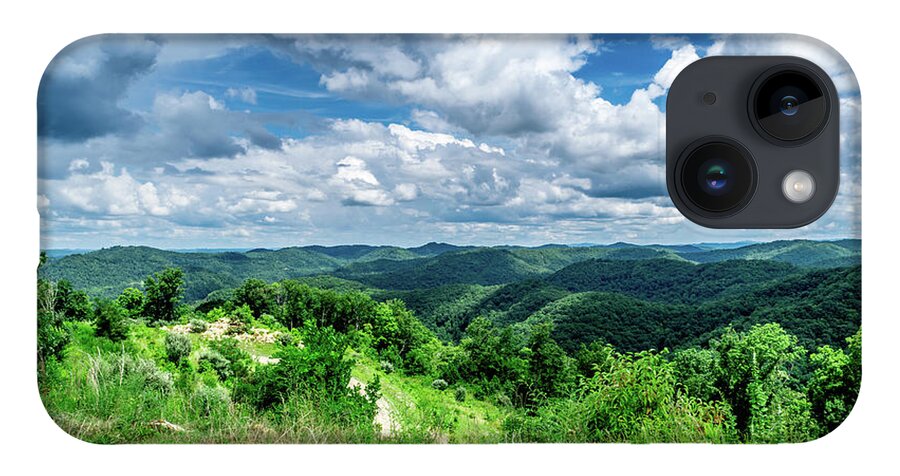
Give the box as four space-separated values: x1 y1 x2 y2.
672 347 719 402
94 299 129 342
523 322 573 402
573 340 617 378
54 280 92 321
143 268 184 324
712 323 815 442
808 329 861 433
37 279 69 363
116 287 145 318
233 278 274 318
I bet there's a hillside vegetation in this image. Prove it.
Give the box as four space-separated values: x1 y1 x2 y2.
37 239 861 444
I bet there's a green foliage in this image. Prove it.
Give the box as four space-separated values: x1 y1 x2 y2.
198 350 230 380
711 323 816 442
55 280 93 321
37 280 70 363
454 386 467 402
522 321 573 404
144 268 185 324
208 338 252 380
573 340 616 378
235 323 378 429
94 299 129 342
164 333 192 364
117 287 145 318
233 278 274 318
808 329 861 433
431 379 448 391
189 318 208 333
672 347 719 402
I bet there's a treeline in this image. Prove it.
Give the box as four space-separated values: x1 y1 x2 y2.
38 262 861 443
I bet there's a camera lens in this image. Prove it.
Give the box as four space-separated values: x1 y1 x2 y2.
677 139 756 215
780 95 799 116
751 67 829 143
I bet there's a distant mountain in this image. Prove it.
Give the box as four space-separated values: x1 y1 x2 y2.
546 258 799 304
335 248 547 290
678 239 861 267
40 239 859 308
40 246 345 300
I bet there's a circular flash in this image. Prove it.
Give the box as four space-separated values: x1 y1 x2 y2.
782 170 816 203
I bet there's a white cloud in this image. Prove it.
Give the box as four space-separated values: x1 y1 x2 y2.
225 87 258 104
47 161 195 217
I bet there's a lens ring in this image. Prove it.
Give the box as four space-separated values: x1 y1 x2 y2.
675 137 757 217
749 65 831 145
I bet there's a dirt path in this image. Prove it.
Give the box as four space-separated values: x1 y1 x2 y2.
348 376 400 437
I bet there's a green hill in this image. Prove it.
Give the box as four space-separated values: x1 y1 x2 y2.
546 258 799 304
678 239 861 267
40 246 344 300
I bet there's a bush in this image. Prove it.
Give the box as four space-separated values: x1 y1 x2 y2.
379 360 395 374
193 384 230 416
94 299 129 342
198 349 231 380
454 386 467 402
278 331 298 347
209 338 252 380
431 379 448 391
235 322 378 429
165 333 192 363
131 358 175 394
189 318 209 333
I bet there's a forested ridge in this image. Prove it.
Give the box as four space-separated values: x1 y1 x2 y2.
37 239 861 443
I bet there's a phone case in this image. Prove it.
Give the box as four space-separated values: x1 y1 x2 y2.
36 34 861 444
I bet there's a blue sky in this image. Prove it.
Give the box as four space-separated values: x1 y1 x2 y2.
37 35 861 249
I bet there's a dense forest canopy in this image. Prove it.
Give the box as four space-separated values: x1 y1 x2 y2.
37 239 861 444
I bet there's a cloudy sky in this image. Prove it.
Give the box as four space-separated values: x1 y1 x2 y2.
38 35 861 249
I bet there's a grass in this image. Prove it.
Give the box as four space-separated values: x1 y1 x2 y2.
349 351 507 443
39 320 509 444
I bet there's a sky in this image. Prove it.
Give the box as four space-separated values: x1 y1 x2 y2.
37 34 861 249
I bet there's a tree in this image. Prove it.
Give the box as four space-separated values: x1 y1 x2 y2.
37 279 69 363
524 322 573 402
94 299 129 342
117 287 145 318
672 347 719 402
54 280 92 321
143 268 184 324
233 278 274 318
712 323 815 442
808 329 861 433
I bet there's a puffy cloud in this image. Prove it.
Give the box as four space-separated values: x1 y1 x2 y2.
44 161 195 217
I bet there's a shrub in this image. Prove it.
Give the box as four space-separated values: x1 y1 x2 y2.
454 386 467 402
209 338 252 380
193 384 230 416
380 360 395 374
198 349 230 380
189 318 209 333
165 333 192 363
94 299 129 342
278 332 298 347
235 323 378 429
431 379 448 391
120 355 174 394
